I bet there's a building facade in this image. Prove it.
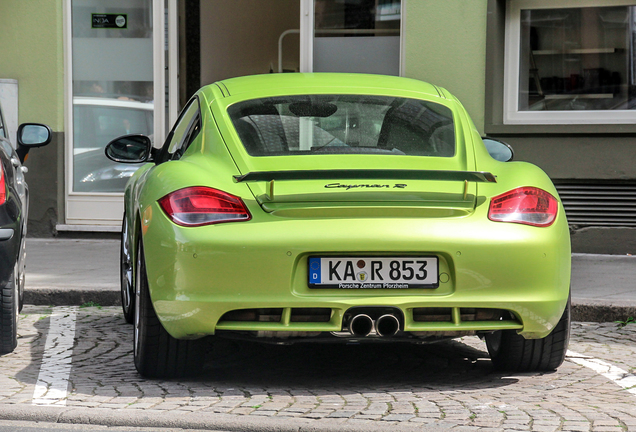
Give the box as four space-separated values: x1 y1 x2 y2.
0 0 634 253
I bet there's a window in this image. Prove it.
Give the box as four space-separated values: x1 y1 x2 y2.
158 97 201 163
504 0 636 124
0 107 5 139
228 95 455 158
312 0 401 75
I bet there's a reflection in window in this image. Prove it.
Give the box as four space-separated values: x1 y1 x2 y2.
312 0 401 75
228 95 454 158
315 0 400 34
71 0 154 193
519 5 636 111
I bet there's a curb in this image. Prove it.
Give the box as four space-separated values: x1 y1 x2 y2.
571 301 636 323
24 289 120 307
0 404 446 432
22 289 636 323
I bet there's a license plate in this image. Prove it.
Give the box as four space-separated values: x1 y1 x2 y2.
308 256 439 289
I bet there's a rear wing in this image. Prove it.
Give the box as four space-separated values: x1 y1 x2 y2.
234 169 496 202
233 169 497 184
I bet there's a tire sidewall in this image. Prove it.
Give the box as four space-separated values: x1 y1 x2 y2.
0 265 19 354
133 237 146 371
120 215 134 323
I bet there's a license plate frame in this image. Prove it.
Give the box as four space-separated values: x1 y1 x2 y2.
308 256 439 289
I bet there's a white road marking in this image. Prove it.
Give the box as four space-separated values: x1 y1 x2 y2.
567 350 636 397
32 306 78 406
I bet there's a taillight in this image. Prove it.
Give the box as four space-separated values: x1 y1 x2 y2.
158 186 251 227
0 164 6 206
488 187 558 227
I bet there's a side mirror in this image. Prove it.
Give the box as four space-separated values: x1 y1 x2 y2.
482 137 514 162
105 134 153 163
17 123 52 147
16 123 53 163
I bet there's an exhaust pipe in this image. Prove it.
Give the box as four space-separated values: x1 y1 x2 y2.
376 314 400 337
349 314 374 337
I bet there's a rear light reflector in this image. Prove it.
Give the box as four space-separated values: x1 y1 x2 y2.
158 186 251 227
0 163 6 206
488 187 558 227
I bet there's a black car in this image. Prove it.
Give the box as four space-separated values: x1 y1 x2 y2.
0 104 51 354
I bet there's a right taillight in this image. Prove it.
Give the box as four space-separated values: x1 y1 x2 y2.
488 187 558 227
0 163 6 206
158 186 251 227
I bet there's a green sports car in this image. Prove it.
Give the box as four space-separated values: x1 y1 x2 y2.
106 73 571 379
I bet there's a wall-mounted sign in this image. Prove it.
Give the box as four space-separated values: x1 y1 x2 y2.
92 14 127 29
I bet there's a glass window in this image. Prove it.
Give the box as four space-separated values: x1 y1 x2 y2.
161 98 201 162
72 99 153 193
228 95 454 158
313 0 401 75
0 107 5 139
504 0 636 124
71 0 153 193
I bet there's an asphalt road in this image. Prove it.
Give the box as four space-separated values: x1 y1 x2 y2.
0 305 635 431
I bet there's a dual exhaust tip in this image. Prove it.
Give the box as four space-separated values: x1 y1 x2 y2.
349 313 400 337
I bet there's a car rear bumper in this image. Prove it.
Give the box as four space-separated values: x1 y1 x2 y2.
142 203 571 340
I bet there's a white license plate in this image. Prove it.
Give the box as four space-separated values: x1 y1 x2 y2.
308 256 439 289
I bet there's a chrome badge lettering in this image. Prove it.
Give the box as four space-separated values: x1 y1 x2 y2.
325 183 407 190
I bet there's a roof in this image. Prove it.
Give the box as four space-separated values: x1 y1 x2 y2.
212 73 445 100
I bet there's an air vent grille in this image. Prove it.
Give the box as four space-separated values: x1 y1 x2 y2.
553 181 636 227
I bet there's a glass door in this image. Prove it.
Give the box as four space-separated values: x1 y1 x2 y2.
300 0 402 75
65 0 170 226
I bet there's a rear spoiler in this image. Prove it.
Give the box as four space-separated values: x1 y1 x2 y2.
234 169 495 201
233 169 497 184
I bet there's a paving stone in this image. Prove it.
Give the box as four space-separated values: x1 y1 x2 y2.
1 307 635 430
382 414 415 421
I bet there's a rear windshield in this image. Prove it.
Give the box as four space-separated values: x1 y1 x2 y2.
227 95 454 157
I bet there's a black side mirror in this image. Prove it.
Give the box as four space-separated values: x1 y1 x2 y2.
16 123 52 163
482 137 514 162
105 134 153 163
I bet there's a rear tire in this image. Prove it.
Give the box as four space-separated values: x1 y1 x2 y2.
0 265 19 354
486 296 570 372
120 215 135 324
133 238 205 378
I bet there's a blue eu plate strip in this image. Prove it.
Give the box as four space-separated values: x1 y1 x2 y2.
308 257 321 284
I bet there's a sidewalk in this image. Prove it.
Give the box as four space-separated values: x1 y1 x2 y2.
23 238 636 322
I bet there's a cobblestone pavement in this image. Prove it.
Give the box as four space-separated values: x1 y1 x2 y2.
0 305 635 431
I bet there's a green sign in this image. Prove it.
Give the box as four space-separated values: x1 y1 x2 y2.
92 14 127 29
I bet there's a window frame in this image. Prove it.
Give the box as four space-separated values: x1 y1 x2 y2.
503 0 636 125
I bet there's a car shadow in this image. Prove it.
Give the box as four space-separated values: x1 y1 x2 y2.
195 335 519 391
9 307 520 405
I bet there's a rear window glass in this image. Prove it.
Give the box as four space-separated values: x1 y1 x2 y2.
227 95 454 157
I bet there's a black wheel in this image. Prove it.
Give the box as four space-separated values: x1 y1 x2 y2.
0 264 19 354
486 296 570 372
120 215 135 324
133 237 205 378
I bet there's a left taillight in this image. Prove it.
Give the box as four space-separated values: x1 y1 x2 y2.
0 163 6 206
488 187 558 227
158 186 251 227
